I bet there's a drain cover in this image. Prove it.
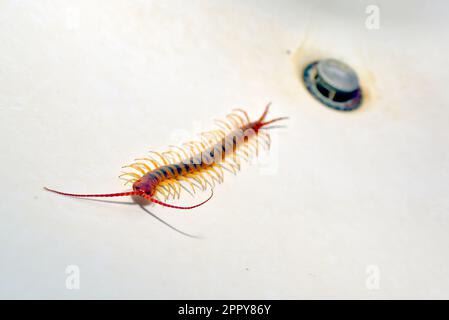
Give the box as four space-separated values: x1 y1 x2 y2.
303 59 362 111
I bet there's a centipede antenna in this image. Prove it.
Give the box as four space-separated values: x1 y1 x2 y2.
44 187 139 198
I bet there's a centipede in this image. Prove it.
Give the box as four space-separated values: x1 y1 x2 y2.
44 103 288 209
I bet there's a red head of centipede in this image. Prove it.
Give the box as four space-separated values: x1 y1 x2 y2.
132 175 158 196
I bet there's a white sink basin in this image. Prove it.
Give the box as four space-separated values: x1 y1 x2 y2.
1 0 448 298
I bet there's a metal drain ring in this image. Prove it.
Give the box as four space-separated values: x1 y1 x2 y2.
303 59 362 111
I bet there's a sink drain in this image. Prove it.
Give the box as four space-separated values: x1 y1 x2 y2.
303 59 362 111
